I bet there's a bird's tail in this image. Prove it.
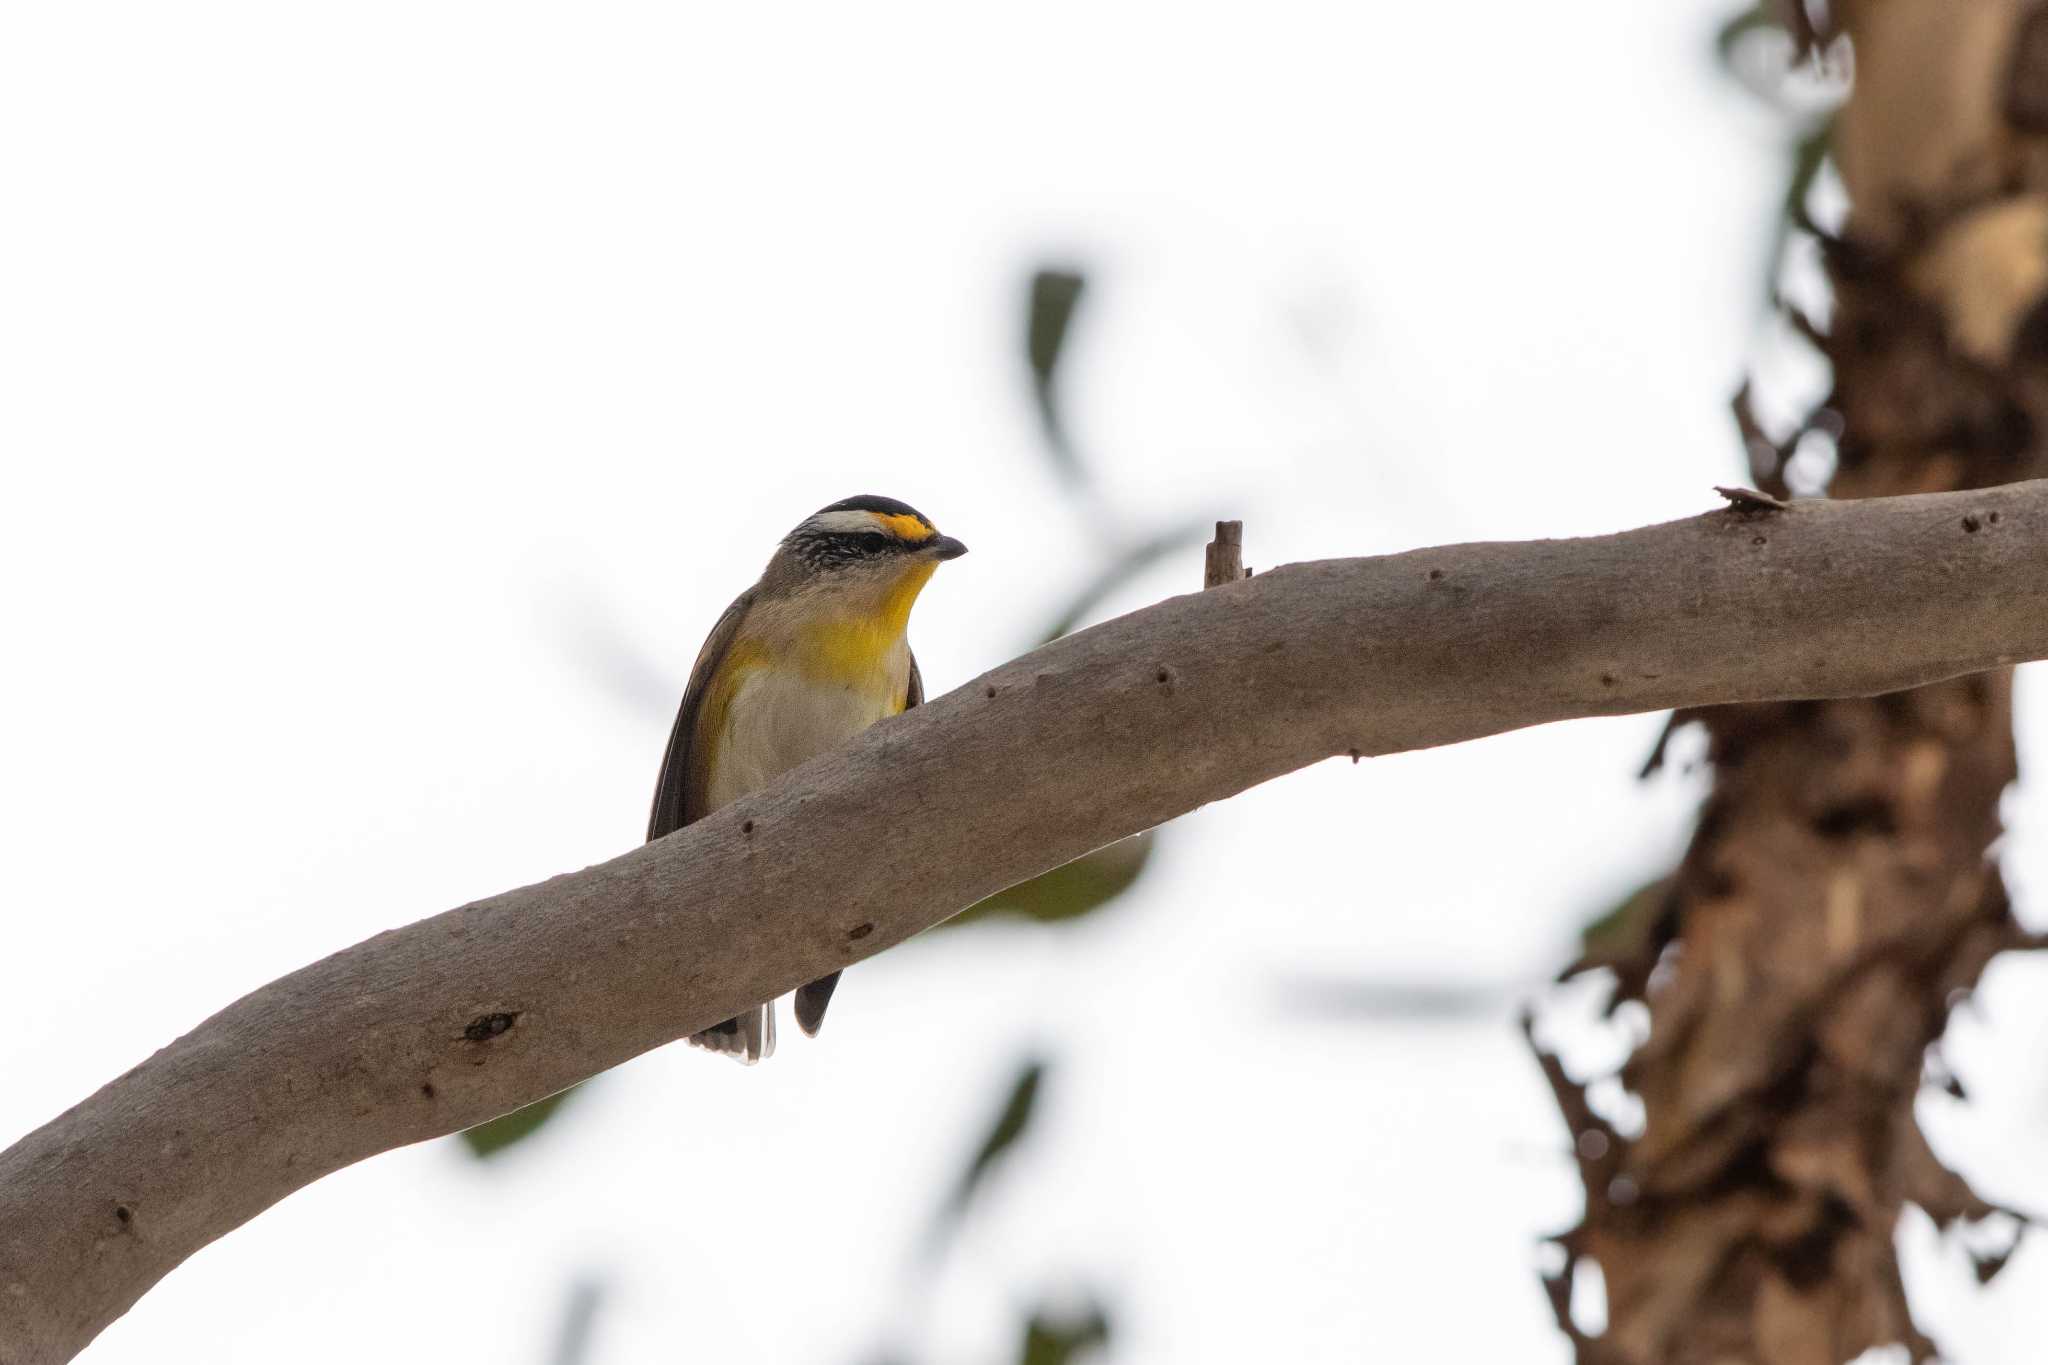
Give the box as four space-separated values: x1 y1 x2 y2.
688 1003 776 1064
794 970 841 1037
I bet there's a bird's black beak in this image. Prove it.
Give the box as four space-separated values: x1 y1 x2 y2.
929 535 969 560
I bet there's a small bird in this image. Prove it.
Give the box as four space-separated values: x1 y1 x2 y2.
648 495 968 1063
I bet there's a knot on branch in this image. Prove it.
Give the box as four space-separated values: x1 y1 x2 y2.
462 1012 519 1043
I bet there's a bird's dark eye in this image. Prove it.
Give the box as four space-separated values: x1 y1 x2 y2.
857 532 891 553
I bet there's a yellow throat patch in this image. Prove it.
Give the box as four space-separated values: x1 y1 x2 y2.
797 559 937 706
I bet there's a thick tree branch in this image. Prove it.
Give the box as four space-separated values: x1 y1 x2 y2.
7 484 2048 1362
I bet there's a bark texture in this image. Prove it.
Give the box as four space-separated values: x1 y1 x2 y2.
8 486 2048 1363
1539 6 2048 1362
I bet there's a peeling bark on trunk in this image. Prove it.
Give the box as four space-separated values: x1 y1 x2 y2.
1538 4 2048 1362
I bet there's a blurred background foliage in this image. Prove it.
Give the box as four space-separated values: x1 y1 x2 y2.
460 1086 575 1159
1714 0 1846 299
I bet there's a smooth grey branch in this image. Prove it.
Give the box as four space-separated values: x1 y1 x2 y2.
6 482 2048 1362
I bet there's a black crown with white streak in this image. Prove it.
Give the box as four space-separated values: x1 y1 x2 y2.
783 494 938 571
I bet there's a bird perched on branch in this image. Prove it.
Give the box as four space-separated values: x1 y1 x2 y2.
647 495 968 1062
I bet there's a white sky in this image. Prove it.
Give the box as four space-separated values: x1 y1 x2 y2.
5 2 2047 1362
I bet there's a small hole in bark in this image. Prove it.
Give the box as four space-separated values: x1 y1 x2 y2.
848 922 874 940
464 1012 518 1042
1155 668 1171 684
1813 797 1896 840
1600 673 1617 687
1780 1195 1858 1289
1989 511 2001 524
1348 748 1362 763
1752 535 1767 546
1428 568 1444 581
985 685 997 698
1699 861 1738 899
421 1083 436 1099
1963 514 1981 533
114 1205 132 1226
741 819 754 835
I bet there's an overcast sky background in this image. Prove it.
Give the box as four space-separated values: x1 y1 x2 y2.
7 2 2048 1362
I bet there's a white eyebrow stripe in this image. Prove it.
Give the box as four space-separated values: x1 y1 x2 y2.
800 510 890 536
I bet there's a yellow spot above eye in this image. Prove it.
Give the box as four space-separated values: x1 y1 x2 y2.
877 512 935 543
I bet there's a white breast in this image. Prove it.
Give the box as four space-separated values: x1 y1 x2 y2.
703 663 902 814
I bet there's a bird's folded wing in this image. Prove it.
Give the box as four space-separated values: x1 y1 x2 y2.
646 588 755 841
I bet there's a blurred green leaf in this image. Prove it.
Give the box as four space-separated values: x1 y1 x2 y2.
1277 973 1512 1022
548 1276 606 1365
1026 268 1089 482
1019 1302 1111 1365
945 832 1155 931
939 1058 1046 1232
1742 116 1835 303
1027 268 1087 384
1714 3 1779 69
1779 117 1832 234
1578 876 1672 962
459 1085 577 1159
1560 875 1678 1004
1712 3 1840 300
1714 1 1827 99
1039 519 1214 644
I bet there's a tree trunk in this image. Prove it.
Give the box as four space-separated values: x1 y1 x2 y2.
1538 4 2048 1362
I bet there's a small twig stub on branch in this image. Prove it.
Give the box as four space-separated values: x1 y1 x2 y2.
1204 520 1244 589
1714 484 1791 513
